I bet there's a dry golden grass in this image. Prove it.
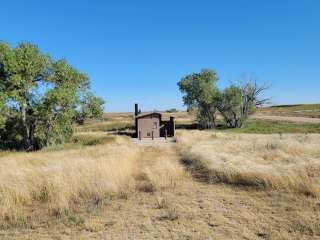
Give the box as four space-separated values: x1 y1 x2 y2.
257 104 320 118
0 136 184 227
75 119 133 132
177 131 320 197
1 120 320 239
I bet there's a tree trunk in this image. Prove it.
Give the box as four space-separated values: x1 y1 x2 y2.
29 121 36 150
20 102 31 150
198 105 216 129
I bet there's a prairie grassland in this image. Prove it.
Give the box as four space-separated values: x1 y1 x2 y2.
177 131 320 197
0 136 184 228
223 120 320 134
75 118 133 132
77 107 320 134
257 104 320 118
1 116 320 239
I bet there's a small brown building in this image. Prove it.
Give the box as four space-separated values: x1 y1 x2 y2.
134 104 175 139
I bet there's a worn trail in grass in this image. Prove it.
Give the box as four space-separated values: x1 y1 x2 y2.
3 173 319 239
1 131 320 239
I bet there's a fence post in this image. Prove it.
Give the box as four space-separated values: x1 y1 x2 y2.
152 131 154 140
139 131 141 140
170 116 175 137
165 129 167 140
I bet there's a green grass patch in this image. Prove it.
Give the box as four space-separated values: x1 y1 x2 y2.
43 134 116 152
216 120 320 134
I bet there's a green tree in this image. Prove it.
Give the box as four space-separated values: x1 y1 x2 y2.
217 81 269 128
0 42 104 150
0 95 7 130
178 69 270 129
75 93 105 125
0 44 10 131
178 69 219 129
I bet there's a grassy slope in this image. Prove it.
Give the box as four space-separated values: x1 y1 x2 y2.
218 120 320 134
257 104 320 118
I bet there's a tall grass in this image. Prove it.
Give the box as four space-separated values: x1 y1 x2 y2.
0 136 184 226
177 131 320 197
1 127 320 229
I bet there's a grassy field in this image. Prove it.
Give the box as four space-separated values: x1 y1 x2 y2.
179 131 320 197
79 106 320 135
219 120 320 134
1 106 320 239
257 104 320 118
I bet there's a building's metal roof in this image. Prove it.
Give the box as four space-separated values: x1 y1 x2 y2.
135 112 162 119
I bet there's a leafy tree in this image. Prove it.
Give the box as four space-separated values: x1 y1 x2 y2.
216 81 269 128
166 108 178 113
0 44 9 129
178 69 219 129
0 95 7 130
75 93 105 125
0 42 104 150
178 69 270 129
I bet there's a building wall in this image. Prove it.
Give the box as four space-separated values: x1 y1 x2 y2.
136 113 175 139
137 115 160 138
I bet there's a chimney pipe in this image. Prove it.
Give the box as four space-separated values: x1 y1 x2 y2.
135 103 139 116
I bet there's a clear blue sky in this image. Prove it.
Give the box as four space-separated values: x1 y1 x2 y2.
1 0 319 112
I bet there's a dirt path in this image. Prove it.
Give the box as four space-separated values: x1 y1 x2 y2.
251 115 320 124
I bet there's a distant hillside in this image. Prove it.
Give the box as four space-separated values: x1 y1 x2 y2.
257 104 320 118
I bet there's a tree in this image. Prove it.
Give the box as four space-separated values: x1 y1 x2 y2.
0 42 104 150
74 93 105 125
0 44 9 130
166 108 178 113
216 81 270 128
178 69 270 129
178 69 219 129
0 94 7 130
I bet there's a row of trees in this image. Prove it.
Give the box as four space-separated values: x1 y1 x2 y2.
0 42 104 151
178 69 269 129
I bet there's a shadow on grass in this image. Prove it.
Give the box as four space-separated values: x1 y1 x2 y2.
107 125 136 137
270 104 303 108
175 122 233 131
175 123 198 130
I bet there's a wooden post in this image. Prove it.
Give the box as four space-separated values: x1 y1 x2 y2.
152 131 154 140
165 129 167 140
170 117 175 137
139 131 141 140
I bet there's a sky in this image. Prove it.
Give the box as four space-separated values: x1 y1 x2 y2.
0 0 319 112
